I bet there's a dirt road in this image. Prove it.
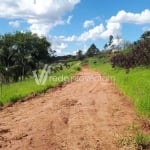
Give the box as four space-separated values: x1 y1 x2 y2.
0 67 139 149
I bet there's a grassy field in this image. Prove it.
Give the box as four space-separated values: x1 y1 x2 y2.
0 63 80 105
89 57 150 118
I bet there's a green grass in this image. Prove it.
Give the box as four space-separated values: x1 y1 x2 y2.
88 57 150 118
0 63 80 104
135 132 150 149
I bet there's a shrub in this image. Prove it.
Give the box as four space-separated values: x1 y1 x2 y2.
111 35 150 69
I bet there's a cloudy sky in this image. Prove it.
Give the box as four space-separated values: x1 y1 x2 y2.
0 0 150 55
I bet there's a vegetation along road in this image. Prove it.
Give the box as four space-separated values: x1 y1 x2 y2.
0 67 146 150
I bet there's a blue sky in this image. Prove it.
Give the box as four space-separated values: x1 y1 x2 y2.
0 0 150 55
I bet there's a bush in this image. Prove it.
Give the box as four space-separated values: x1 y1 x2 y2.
111 32 150 69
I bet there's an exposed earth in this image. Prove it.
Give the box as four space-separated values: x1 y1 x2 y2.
0 67 142 150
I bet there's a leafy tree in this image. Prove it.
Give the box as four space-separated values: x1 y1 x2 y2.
86 44 99 57
76 50 84 60
0 31 51 82
109 35 114 46
0 33 16 67
104 35 114 50
141 31 150 40
104 43 108 50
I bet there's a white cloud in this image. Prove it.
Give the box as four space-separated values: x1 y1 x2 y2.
78 9 150 42
48 22 120 50
67 15 73 24
51 42 68 54
112 38 123 46
49 35 77 43
79 9 150 42
109 9 150 24
63 35 77 42
142 26 150 31
109 36 123 49
94 16 101 21
0 0 80 36
78 24 105 41
9 20 20 28
99 9 150 39
72 50 78 55
49 35 69 54
100 22 121 39
83 20 95 28
28 19 65 36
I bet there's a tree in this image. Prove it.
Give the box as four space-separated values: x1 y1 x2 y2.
86 44 99 57
104 43 108 50
0 33 16 67
76 50 84 60
0 31 51 82
109 35 114 46
104 35 114 50
14 32 51 79
141 31 150 40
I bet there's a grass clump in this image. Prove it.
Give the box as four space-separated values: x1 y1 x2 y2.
135 132 150 150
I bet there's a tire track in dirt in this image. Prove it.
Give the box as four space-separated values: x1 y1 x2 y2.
0 67 140 149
